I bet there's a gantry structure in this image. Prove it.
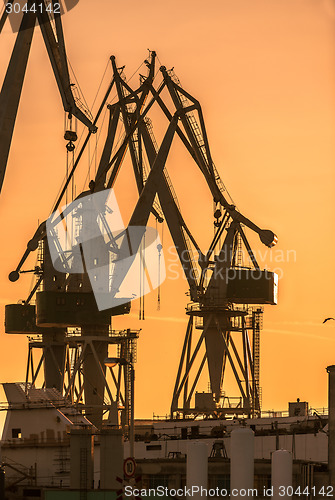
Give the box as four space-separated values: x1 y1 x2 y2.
1 3 278 428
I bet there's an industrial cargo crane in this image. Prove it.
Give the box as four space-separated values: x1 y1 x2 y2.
4 50 278 430
0 0 96 194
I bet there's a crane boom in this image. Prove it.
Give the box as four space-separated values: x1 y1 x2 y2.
0 1 96 194
0 8 36 193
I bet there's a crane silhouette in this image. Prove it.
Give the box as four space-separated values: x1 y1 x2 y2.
323 318 335 324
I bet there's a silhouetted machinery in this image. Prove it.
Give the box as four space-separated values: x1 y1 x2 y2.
0 0 97 194
2 16 278 428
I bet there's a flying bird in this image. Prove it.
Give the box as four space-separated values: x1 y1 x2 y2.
323 318 335 324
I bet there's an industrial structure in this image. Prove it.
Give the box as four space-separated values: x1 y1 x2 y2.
0 3 331 499
2 37 278 423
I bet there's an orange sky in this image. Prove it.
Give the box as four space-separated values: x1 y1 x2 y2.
0 0 334 424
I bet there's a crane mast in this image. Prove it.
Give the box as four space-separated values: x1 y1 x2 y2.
4 51 278 429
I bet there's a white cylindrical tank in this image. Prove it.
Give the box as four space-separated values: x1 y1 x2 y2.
70 428 94 490
327 365 335 490
100 428 124 489
187 441 208 499
230 427 254 499
272 449 293 500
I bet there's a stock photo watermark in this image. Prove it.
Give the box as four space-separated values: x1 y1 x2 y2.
47 189 165 311
124 485 327 498
46 188 295 311
166 246 296 282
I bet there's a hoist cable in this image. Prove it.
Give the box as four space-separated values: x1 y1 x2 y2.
79 56 149 194
141 234 145 320
51 74 116 214
156 219 164 311
95 133 98 176
88 135 91 180
80 104 109 192
91 59 110 111
50 60 115 213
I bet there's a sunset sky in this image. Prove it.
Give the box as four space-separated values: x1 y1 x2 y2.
0 0 334 425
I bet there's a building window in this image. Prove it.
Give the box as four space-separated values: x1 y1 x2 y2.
22 489 41 498
12 428 22 439
146 444 162 451
254 475 271 492
210 475 230 491
149 475 169 489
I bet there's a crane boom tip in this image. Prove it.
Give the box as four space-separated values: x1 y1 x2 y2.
259 229 278 248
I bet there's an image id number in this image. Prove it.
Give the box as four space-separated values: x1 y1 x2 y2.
279 486 334 496
5 3 61 14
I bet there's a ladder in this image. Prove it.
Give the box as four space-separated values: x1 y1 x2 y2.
252 308 263 412
79 447 88 499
